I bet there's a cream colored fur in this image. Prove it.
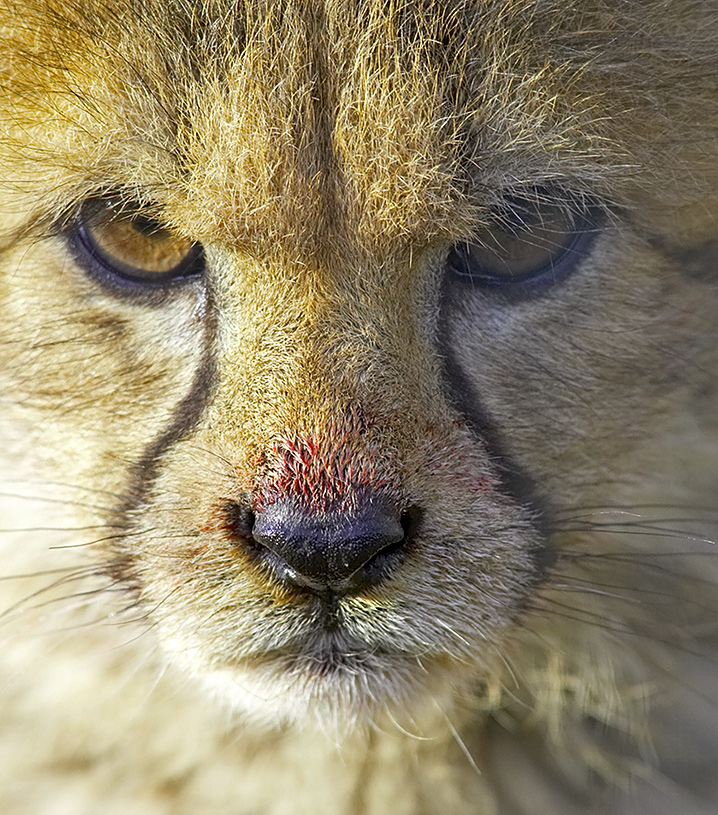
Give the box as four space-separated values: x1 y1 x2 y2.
1 1 718 813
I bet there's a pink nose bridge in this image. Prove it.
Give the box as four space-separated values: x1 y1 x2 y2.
249 413 403 515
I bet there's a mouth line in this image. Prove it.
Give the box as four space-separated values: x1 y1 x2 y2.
239 627 416 676
281 646 388 678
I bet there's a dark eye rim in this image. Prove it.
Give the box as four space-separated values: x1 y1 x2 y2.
65 198 206 295
446 197 602 297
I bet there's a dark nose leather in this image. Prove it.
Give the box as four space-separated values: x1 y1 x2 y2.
250 498 407 594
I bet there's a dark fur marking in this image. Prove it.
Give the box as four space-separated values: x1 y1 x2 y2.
640 227 718 284
121 285 218 514
668 239 718 283
436 279 555 575
106 285 217 603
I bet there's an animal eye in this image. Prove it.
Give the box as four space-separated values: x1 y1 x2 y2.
447 192 598 293
68 198 205 289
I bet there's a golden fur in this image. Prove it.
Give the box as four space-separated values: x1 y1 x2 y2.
1 1 718 812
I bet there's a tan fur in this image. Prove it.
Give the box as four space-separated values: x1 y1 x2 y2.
1 1 718 813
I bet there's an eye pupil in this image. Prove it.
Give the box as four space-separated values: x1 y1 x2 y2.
68 198 205 291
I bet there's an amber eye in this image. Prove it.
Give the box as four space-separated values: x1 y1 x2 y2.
447 192 598 293
69 198 204 290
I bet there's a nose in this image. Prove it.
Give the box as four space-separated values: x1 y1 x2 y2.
247 498 416 594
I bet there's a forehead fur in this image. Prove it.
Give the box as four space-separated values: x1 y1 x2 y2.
2 0 718 261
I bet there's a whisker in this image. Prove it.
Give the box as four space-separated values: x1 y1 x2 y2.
558 549 718 561
436 702 482 777
0 476 127 503
0 490 120 514
527 599 718 668
548 582 645 604
0 567 109 620
547 572 718 613
555 525 718 546
0 524 121 534
48 529 140 549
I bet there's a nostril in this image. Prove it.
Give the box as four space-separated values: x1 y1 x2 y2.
359 505 422 588
222 501 256 541
400 505 423 540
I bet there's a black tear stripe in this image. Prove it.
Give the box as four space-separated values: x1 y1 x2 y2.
667 239 718 284
118 284 218 529
639 224 718 284
436 283 555 577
